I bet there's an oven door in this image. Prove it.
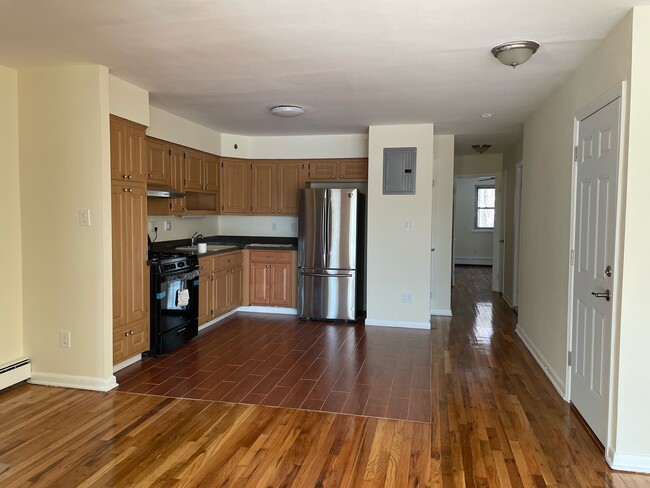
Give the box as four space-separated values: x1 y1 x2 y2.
155 269 199 335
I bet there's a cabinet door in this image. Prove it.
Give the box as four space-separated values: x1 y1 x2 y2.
339 159 368 181
111 183 128 329
170 145 186 213
229 266 243 309
126 185 149 323
221 159 251 214
308 160 338 181
269 262 292 307
110 119 128 181
147 139 170 185
127 319 150 357
198 274 213 325
126 125 147 183
251 162 276 215
204 154 220 192
249 262 270 305
213 269 230 316
277 161 304 215
184 149 205 191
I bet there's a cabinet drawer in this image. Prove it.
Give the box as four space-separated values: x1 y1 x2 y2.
198 256 213 275
213 251 243 271
249 250 292 263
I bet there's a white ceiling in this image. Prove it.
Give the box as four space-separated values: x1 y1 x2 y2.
0 0 647 154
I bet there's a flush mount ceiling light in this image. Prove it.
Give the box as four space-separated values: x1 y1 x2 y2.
481 113 494 118
270 105 304 117
472 144 492 154
491 40 540 69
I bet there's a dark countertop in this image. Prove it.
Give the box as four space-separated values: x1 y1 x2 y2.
149 235 298 258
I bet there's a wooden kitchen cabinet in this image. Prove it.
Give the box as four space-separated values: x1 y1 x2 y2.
184 148 205 191
249 250 293 307
306 158 368 182
204 154 220 192
250 160 305 215
221 158 251 214
111 123 149 365
198 251 244 325
111 116 147 183
146 138 170 185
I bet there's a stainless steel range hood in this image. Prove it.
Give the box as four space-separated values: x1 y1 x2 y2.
146 185 185 198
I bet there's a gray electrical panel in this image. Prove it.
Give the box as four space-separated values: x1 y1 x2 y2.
383 147 417 195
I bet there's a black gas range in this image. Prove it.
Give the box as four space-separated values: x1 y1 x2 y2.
148 251 200 356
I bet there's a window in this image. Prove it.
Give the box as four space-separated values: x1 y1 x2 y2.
475 186 495 229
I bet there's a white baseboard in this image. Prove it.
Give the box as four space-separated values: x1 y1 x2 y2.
0 358 31 390
365 318 431 330
608 449 650 473
515 325 566 399
237 306 298 315
29 372 118 392
430 309 453 317
502 292 514 308
113 354 142 373
198 309 239 332
454 257 493 266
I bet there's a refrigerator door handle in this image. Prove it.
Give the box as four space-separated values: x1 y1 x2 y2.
324 190 329 267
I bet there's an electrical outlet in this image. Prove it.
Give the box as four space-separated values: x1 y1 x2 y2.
404 219 412 231
148 221 157 232
165 221 172 231
60 331 71 348
271 222 277 232
402 293 412 303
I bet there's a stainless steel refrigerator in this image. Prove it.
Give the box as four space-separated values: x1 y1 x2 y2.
298 188 365 321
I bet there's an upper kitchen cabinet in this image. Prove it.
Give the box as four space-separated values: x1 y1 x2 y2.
184 148 205 191
204 154 220 192
250 160 305 216
221 158 251 214
146 138 171 185
306 158 368 182
110 116 147 183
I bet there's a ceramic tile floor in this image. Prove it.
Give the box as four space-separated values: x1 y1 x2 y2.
116 313 432 423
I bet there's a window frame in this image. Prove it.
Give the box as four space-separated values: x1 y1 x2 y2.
474 185 495 231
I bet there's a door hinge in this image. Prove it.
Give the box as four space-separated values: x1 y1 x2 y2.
574 146 579 162
570 249 575 266
568 351 572 366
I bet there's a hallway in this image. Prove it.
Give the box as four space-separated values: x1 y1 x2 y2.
0 266 648 486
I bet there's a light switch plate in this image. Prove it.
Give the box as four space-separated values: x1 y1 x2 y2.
79 209 91 226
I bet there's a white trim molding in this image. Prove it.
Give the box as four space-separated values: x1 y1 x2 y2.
113 354 142 373
454 257 493 266
608 449 650 474
29 372 118 392
515 325 566 399
198 308 239 332
237 306 298 315
365 318 431 329
430 309 453 317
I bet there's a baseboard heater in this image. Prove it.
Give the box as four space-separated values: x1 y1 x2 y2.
0 358 31 391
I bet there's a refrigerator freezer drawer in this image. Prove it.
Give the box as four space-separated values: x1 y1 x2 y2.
298 270 356 321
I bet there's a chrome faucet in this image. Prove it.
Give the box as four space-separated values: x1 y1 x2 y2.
190 232 204 246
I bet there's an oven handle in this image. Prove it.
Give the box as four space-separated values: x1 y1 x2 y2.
176 328 186 335
160 269 200 284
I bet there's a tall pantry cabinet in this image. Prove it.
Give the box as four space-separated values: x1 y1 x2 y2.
110 115 150 365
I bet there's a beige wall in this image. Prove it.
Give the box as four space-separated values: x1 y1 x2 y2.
430 135 454 314
0 66 24 365
108 75 149 126
613 6 650 463
501 138 523 304
454 153 503 175
366 124 434 328
19 66 114 388
454 177 494 262
148 106 222 155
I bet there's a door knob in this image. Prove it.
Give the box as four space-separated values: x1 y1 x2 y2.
591 289 611 301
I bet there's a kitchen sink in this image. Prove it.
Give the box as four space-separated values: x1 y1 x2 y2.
175 244 238 252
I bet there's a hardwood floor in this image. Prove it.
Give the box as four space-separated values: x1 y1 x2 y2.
0 265 648 486
116 314 431 422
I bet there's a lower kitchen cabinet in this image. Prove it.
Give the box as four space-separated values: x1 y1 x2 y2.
113 318 149 364
249 251 292 307
198 252 243 325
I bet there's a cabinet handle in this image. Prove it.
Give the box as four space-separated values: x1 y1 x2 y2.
128 175 132 179
244 209 248 213
122 175 128 179
270 265 273 268
147 174 152 178
228 259 232 263
123 188 128 192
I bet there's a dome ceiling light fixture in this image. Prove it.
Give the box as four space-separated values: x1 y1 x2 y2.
472 144 492 154
270 105 304 117
491 40 540 69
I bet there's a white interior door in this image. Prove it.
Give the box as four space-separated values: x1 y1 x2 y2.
571 97 621 445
